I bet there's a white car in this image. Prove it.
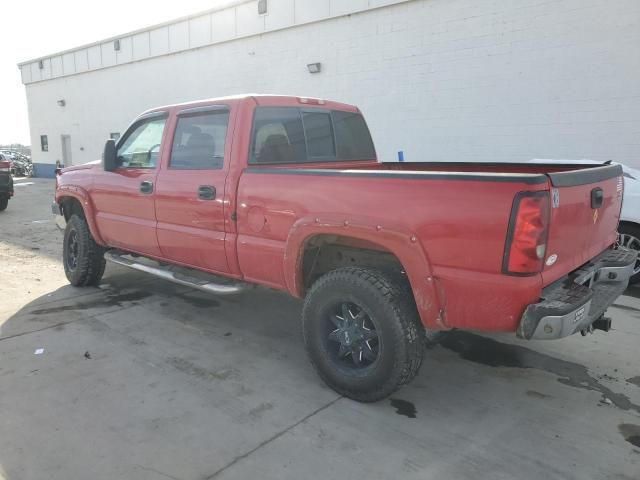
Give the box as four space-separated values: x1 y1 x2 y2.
529 159 640 283
617 164 640 282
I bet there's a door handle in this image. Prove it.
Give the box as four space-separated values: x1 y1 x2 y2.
198 185 216 200
140 181 154 194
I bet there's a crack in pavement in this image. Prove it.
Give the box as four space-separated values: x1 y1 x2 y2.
204 396 342 479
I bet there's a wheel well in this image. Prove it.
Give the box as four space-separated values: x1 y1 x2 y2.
59 197 85 221
301 235 405 292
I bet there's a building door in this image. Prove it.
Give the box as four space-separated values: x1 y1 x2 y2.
61 135 72 166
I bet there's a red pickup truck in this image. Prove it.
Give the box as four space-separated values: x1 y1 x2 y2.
53 95 636 401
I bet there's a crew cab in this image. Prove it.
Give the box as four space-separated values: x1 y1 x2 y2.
0 153 14 211
52 95 636 401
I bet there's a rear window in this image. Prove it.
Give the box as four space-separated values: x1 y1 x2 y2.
250 107 375 164
303 111 336 158
332 110 376 160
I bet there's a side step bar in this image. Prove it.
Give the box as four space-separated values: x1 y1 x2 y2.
105 251 245 295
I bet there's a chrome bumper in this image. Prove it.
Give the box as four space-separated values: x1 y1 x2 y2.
52 202 66 231
517 248 637 340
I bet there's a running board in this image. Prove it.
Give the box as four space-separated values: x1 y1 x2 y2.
105 251 245 295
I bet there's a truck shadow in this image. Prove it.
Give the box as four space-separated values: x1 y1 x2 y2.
2 266 640 479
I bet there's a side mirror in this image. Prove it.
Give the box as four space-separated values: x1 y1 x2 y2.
103 139 117 172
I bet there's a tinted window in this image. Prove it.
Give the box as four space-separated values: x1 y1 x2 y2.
332 111 376 160
117 117 166 168
170 110 229 170
40 135 48 152
250 107 376 164
252 108 307 164
303 112 335 158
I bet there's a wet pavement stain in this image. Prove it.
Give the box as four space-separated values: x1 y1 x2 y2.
619 424 640 448
526 390 552 400
167 356 237 382
440 331 640 414
390 398 417 418
30 291 152 315
627 376 640 388
180 295 220 309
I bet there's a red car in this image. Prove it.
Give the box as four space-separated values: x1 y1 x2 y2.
52 95 636 401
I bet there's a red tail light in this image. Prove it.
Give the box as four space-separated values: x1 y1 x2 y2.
503 192 551 275
0 160 10 172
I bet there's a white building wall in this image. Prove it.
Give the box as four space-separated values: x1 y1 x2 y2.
21 0 640 174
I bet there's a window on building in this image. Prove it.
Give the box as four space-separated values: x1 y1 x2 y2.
250 107 376 164
258 0 267 15
116 117 166 168
40 135 48 152
110 132 121 142
170 109 229 170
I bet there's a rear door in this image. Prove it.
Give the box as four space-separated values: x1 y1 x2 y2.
542 165 623 285
154 105 232 274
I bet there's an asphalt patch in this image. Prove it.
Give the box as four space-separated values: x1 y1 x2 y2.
440 331 640 414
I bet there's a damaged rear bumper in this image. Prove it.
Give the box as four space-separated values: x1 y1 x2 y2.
517 248 637 340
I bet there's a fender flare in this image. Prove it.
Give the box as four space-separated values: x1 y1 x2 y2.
283 214 446 329
55 186 106 246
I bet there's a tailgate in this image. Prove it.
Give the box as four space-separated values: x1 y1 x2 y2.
542 165 624 286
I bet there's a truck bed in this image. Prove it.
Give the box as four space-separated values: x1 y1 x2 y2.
238 161 623 332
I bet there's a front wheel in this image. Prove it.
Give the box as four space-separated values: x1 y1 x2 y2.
302 267 425 402
618 224 640 284
63 215 106 286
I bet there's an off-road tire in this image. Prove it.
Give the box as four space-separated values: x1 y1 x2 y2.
63 215 106 287
302 267 425 402
0 197 8 212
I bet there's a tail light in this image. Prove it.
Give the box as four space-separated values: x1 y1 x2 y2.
503 192 551 275
0 160 10 172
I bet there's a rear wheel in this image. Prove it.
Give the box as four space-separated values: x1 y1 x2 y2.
0 197 8 212
63 215 106 286
618 223 640 284
302 267 425 402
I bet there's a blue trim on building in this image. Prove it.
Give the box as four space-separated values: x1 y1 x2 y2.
33 163 57 178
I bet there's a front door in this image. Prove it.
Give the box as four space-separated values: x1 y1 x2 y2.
154 106 231 274
91 113 168 257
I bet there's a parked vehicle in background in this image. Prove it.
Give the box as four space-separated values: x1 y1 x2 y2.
52 95 636 401
0 154 14 211
617 164 640 282
1 150 33 177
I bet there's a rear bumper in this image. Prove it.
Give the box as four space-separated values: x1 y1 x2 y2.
52 202 66 230
517 248 637 340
